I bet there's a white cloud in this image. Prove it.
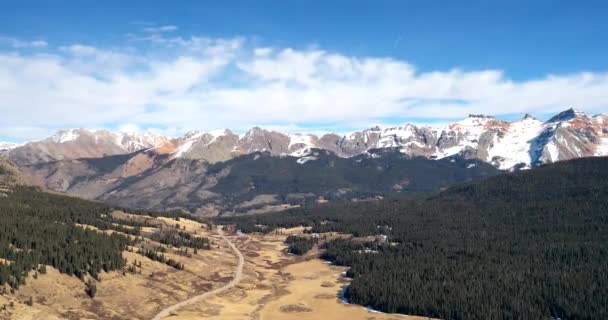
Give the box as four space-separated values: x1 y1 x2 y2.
118 123 141 133
0 36 47 48
143 25 178 33
1 32 608 142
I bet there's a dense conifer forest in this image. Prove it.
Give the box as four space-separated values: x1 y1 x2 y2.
222 157 608 319
0 183 211 292
0 186 130 288
285 235 318 255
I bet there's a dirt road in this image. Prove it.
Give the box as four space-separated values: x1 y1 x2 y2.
151 226 245 320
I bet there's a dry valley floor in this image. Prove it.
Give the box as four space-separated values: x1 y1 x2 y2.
0 218 428 320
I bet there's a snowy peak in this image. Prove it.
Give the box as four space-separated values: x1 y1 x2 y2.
433 108 608 170
467 114 495 119
206 129 232 141
434 114 508 159
0 142 20 151
8 128 169 165
547 108 587 123
288 134 319 156
172 129 239 163
115 132 169 152
453 114 502 127
486 116 544 170
48 128 91 143
241 126 268 140
377 124 437 155
0 142 21 157
46 128 167 152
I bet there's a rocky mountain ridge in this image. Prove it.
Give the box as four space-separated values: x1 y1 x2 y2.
5 108 608 170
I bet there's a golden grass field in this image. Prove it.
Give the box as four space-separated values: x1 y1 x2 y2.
0 219 430 320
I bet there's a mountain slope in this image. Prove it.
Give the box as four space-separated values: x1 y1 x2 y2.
22 148 499 215
0 157 26 191
207 149 497 203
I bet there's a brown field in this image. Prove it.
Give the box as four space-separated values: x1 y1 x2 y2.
0 217 429 320
157 231 429 320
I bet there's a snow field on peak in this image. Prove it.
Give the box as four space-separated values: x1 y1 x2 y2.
376 125 416 148
487 118 544 169
288 134 318 156
50 129 86 143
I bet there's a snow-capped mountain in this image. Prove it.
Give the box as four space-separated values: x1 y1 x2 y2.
5 109 608 170
0 142 21 156
428 109 608 169
8 129 170 165
0 142 20 151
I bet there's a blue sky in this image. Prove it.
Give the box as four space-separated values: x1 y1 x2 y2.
1 0 608 141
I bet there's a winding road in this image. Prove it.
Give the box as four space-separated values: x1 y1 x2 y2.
151 226 245 320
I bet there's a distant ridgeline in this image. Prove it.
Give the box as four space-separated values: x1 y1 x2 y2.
222 157 608 319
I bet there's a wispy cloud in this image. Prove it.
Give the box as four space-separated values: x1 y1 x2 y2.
1 27 607 141
143 25 178 33
0 35 47 48
392 36 402 49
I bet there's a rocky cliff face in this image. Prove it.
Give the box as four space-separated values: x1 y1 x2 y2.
6 109 608 170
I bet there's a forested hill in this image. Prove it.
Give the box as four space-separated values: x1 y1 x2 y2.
437 155 608 203
0 168 210 293
0 185 130 289
224 157 608 319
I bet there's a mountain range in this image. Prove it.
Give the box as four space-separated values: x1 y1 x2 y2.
2 108 607 216
4 108 608 170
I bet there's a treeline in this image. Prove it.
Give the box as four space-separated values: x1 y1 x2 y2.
0 186 129 289
112 206 206 223
285 235 318 255
149 229 211 250
136 248 184 270
224 157 608 319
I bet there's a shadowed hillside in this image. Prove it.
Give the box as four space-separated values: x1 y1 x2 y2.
22 148 500 215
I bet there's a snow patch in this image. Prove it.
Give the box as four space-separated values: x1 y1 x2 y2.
206 129 229 144
296 156 317 164
174 131 204 157
595 137 608 156
116 132 167 152
288 134 315 149
0 142 22 151
376 125 416 148
437 145 464 158
434 116 507 160
545 141 560 162
291 147 312 157
50 129 84 143
288 134 318 156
